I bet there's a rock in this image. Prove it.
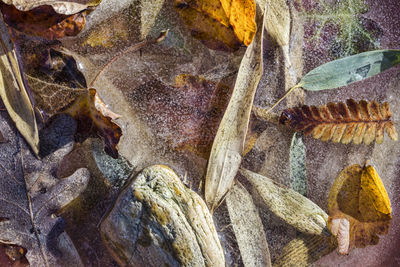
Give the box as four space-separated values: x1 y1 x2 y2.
100 165 225 267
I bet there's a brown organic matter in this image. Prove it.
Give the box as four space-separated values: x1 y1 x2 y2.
279 99 398 145
63 89 122 159
0 3 86 40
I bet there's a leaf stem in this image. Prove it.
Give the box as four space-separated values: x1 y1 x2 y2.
263 83 302 114
89 30 169 88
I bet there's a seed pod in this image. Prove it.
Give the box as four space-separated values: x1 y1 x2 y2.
100 165 225 267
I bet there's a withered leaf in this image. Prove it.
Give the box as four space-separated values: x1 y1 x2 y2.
0 3 86 40
24 48 87 117
241 168 328 235
219 0 257 45
205 5 264 212
62 88 122 159
226 182 272 267
0 16 39 155
328 164 392 255
280 99 398 145
273 234 334 267
175 0 256 51
1 0 101 15
21 47 122 158
0 243 29 266
0 109 88 266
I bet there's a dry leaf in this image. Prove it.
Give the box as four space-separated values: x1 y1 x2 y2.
264 0 290 61
241 168 328 235
327 164 392 255
0 16 39 155
279 99 398 145
0 243 29 266
273 234 334 267
226 182 272 267
21 47 122 158
204 5 264 212
0 3 86 39
0 109 88 266
219 0 257 45
62 88 122 159
24 48 88 117
175 0 256 51
1 0 101 15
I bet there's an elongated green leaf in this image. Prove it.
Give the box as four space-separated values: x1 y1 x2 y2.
290 132 306 196
299 49 400 91
0 17 39 156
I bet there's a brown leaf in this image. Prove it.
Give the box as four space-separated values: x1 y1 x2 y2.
327 164 392 255
279 99 398 145
20 46 122 158
62 88 122 159
24 48 88 117
0 108 88 266
0 244 29 267
0 3 86 40
1 0 101 15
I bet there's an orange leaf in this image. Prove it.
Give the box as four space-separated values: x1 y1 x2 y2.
0 3 86 40
328 164 392 255
63 89 122 159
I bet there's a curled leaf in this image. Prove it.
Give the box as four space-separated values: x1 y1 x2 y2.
328 164 392 255
298 49 400 91
0 3 86 39
1 0 101 15
280 99 398 145
226 182 272 267
241 168 328 235
204 5 264 211
62 89 122 159
0 17 39 155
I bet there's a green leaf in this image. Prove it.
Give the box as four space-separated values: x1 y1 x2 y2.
290 132 306 196
299 49 400 91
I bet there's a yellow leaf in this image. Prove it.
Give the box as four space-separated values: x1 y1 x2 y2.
175 0 256 51
220 0 257 46
359 165 392 221
328 164 392 255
